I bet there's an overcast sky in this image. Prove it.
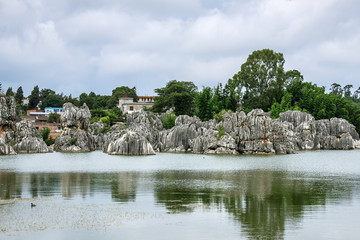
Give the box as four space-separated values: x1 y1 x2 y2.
1 0 359 97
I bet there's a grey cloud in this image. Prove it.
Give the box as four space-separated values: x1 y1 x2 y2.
1 0 360 97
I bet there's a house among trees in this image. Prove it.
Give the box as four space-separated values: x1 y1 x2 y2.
118 95 155 114
25 107 63 139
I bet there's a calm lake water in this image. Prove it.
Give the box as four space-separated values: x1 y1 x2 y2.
1 150 360 239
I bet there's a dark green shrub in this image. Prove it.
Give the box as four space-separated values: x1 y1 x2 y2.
217 125 225 140
69 137 77 145
162 113 176 129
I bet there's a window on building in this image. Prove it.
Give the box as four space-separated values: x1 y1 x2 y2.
130 106 134 111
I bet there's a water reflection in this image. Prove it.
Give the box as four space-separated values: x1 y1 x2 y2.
153 170 356 239
0 172 138 203
0 170 358 239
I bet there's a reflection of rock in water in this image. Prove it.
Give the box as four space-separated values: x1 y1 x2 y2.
61 173 91 199
153 170 354 239
0 173 20 200
1 172 140 202
111 172 138 202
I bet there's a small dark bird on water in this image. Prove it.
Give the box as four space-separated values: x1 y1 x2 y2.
31 203 36 208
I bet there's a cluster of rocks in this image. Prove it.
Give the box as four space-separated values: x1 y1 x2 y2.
2 97 359 156
115 109 359 155
53 103 156 155
0 94 50 155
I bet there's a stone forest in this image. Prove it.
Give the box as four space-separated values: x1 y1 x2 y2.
1 93 359 156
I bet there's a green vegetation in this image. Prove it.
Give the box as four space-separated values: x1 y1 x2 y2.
69 137 77 145
15 86 24 104
4 49 360 134
217 125 225 140
6 87 14 96
232 49 286 112
28 85 40 109
47 113 61 123
161 113 176 129
40 127 55 146
213 110 233 122
40 127 50 141
152 80 197 116
100 116 110 127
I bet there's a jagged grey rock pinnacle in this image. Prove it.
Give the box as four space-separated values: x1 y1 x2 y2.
54 103 95 152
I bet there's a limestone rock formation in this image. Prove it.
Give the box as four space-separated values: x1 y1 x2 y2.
126 110 163 150
158 115 202 152
0 138 16 155
102 120 155 155
279 111 359 150
54 103 95 152
0 95 50 154
90 121 106 150
12 120 50 153
129 109 359 155
105 131 155 155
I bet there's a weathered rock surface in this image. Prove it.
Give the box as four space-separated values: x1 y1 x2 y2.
0 94 17 127
90 121 106 150
105 131 155 155
0 138 16 155
122 109 359 155
12 120 50 153
0 95 50 154
126 110 163 150
54 103 95 152
102 120 155 155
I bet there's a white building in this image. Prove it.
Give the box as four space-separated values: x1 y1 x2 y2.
118 96 155 114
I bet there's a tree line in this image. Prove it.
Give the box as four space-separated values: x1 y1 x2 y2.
3 49 360 134
151 49 360 134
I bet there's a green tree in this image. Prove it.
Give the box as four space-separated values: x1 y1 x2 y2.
161 112 176 129
29 85 40 109
6 87 14 96
330 83 342 96
63 94 79 106
79 92 96 109
41 94 63 109
285 69 303 85
40 127 51 141
195 87 213 121
105 109 121 124
40 88 55 101
152 80 198 116
15 86 24 104
354 87 360 99
108 86 138 108
233 49 286 111
343 84 353 98
47 113 61 123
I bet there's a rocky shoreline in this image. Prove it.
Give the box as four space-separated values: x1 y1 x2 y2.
1 98 359 156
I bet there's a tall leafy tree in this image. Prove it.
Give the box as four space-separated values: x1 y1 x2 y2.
330 83 342 96
233 49 286 111
29 85 40 109
354 87 360 99
40 88 56 101
196 87 213 121
343 84 353 98
41 94 63 109
15 86 24 104
108 86 138 108
152 80 197 116
6 87 14 96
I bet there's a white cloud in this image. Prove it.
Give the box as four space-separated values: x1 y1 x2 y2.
1 0 360 96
